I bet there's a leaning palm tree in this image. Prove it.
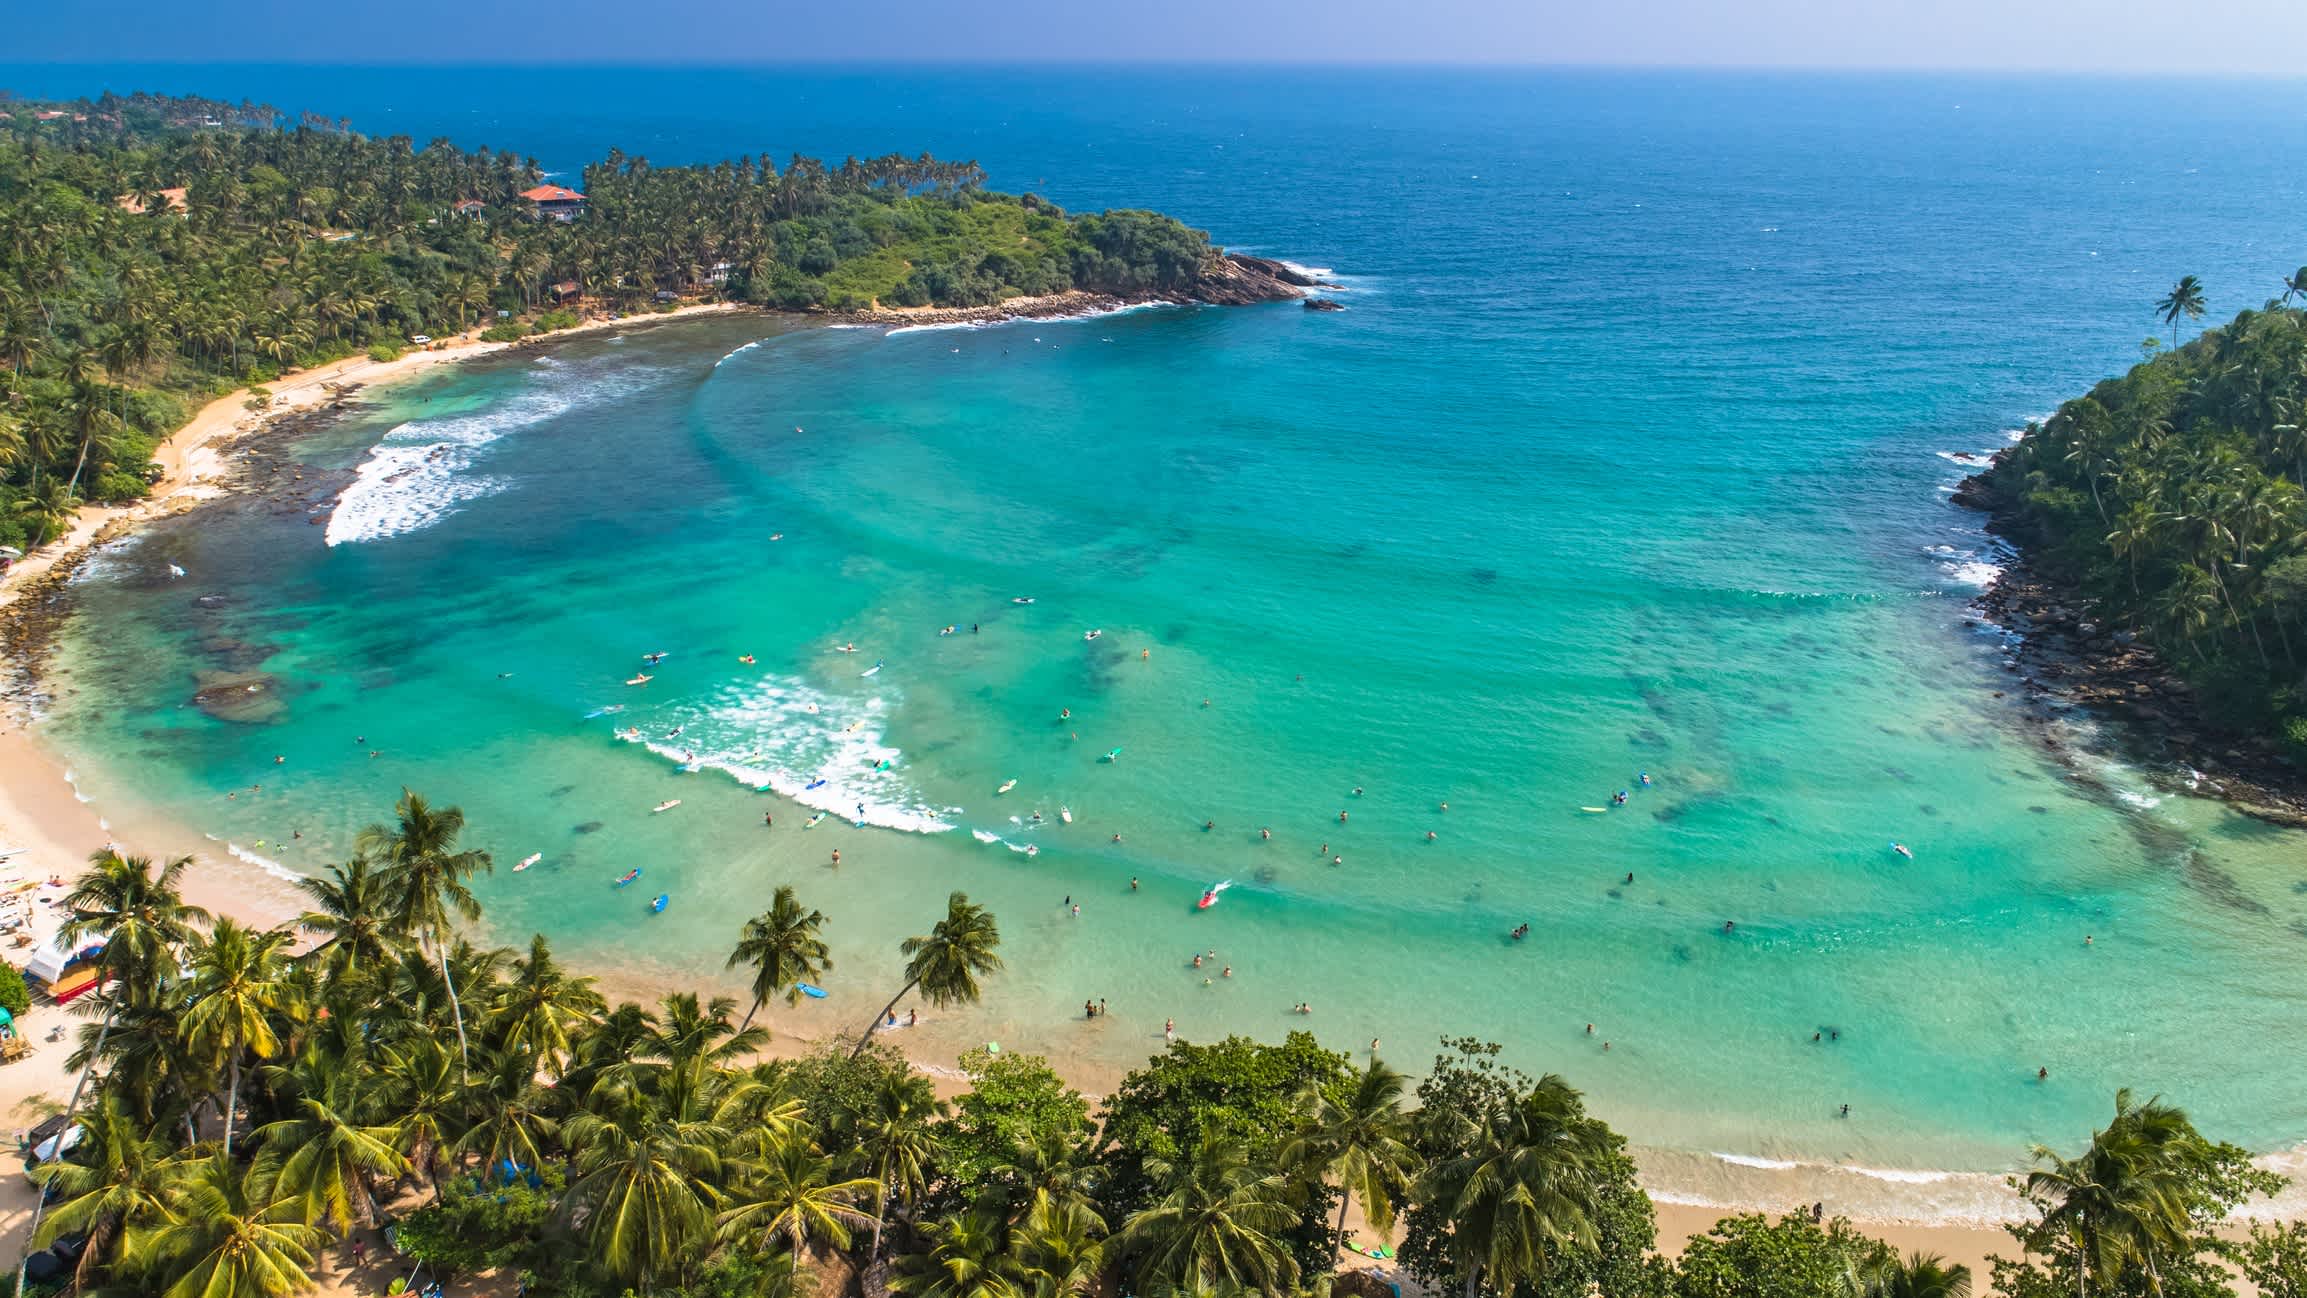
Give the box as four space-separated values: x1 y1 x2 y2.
857 1069 948 1260
1864 1250 1973 1298
31 1095 188 1290
717 1127 879 1257
1281 1057 1420 1256
888 1210 1024 1298
2022 1089 2213 1297
63 849 211 1006
357 790 493 1069
181 919 293 1159
727 885 832 1032
1420 1074 1612 1298
2157 276 2207 348
2282 266 2307 307
1117 1144 1300 1298
126 1152 324 1298
855 891 1002 1057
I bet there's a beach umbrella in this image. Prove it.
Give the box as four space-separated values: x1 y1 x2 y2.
0 546 21 558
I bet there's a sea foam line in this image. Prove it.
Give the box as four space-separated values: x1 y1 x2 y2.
882 300 1177 338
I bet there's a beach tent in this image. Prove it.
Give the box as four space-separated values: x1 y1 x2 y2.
23 933 104 985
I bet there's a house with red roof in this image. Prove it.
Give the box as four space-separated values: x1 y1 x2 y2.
519 184 586 222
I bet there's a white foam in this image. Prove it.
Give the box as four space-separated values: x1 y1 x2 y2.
1712 1152 1800 1171
65 534 145 586
713 339 767 368
204 834 306 883
883 300 1176 338
326 364 661 546
1847 1165 1957 1184
615 674 955 835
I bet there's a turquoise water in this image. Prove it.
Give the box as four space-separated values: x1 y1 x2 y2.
29 68 2307 1210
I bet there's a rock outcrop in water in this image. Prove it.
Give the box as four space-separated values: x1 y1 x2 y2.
1185 253 1334 306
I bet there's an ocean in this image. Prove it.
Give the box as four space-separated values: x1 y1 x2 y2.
16 64 2307 1216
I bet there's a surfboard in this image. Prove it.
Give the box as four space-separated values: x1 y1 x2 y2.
796 983 828 999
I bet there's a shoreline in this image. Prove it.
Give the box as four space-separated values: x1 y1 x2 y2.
0 308 2295 1262
1951 465 2307 828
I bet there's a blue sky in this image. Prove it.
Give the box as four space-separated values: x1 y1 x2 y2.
11 0 2307 75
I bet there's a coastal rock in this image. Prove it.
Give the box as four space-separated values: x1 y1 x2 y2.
1185 252 1335 306
191 670 285 725
1303 297 1346 311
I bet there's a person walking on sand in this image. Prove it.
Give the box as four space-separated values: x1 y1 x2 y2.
1164 1018 1175 1042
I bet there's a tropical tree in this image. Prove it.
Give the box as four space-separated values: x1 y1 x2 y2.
30 1095 188 1289
356 790 492 1067
2157 276 2207 347
2020 1090 2220 1296
1282 1057 1419 1256
291 853 396 981
856 892 1002 1057
717 1127 879 1257
1117 1143 1299 1298
181 918 293 1159
888 1210 1023 1298
560 1088 731 1289
252 1059 407 1233
727 885 831 1032
857 1069 947 1259
126 1152 325 1298
491 933 605 1067
1865 1251 1973 1298
1421 1074 1612 1298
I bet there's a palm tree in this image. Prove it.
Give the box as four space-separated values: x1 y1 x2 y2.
1117 1144 1299 1298
126 1152 323 1298
1421 1075 1612 1298
63 849 210 1004
376 1035 461 1194
888 1210 1024 1298
2022 1090 2214 1297
855 892 1002 1058
252 1060 407 1234
491 933 605 1067
727 885 832 1033
1012 1198 1107 1298
31 1095 187 1290
181 919 293 1159
1865 1251 1974 1298
1281 1058 1419 1256
858 1069 947 1260
717 1127 879 1257
2157 276 2207 348
292 853 397 981
562 1089 731 1290
357 790 492 1069
2281 266 2307 307
451 1042 562 1171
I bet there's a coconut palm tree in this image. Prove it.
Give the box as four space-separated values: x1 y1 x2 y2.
2281 266 2307 307
1420 1074 1612 1298
376 1035 462 1194
1117 1144 1299 1298
2022 1090 2215 1297
888 1210 1024 1298
855 892 1002 1058
490 933 605 1068
857 1069 948 1260
63 850 210 1003
252 1059 407 1234
2157 276 2207 348
717 1127 879 1257
126 1152 323 1298
356 790 492 1069
292 853 397 982
30 1095 188 1290
561 1087 732 1289
1281 1057 1419 1256
451 1042 562 1171
181 919 293 1159
727 885 832 1032
1012 1198 1107 1298
1864 1251 1974 1298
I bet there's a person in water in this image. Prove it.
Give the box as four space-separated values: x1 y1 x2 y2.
1612 790 1628 805
831 849 841 866
1639 771 1652 786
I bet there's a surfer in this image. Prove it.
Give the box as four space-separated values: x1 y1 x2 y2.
1611 790 1628 806
1640 771 1652 786
1891 842 1914 860
740 654 756 664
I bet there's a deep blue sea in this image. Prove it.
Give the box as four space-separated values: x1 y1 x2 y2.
14 64 2307 1216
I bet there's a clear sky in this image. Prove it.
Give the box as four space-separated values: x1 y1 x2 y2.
10 0 2307 75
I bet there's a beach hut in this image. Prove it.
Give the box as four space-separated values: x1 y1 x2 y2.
24 934 106 1003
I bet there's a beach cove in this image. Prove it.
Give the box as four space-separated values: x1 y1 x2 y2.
7 66 2307 1237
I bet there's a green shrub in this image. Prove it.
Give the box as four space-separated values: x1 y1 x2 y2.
532 309 580 333
242 385 273 411
393 1166 563 1275
0 963 31 1019
479 322 527 343
89 471 150 504
367 342 404 363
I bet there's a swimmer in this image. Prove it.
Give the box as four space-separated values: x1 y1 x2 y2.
1193 953 1203 968
764 813 774 828
1611 790 1628 806
1439 801 1448 812
1222 966 1231 978
1370 1038 1381 1053
1891 842 1913 860
740 654 755 664
1130 876 1139 890
1331 855 1343 866
1625 872 1634 884
1141 648 1149 660
2038 1067 2048 1080
1202 699 1212 708
1426 830 1437 841
1586 1023 1594 1034
1353 786 1364 797
1639 771 1652 786
1165 1018 1175 1041
274 755 284 765
1339 810 1349 822
1204 820 1215 831
830 849 841 866
1319 843 1328 855
1840 1104 1850 1118
1723 920 1735 933
1071 904 1080 918
1061 708 1071 719
1261 828 1271 840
